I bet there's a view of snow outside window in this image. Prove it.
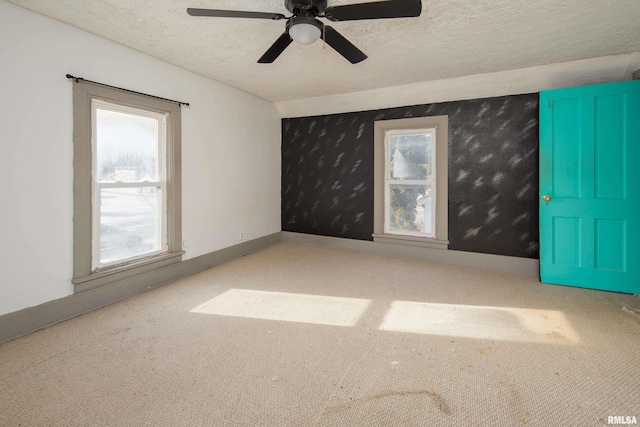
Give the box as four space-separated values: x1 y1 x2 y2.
386 130 435 237
94 103 165 267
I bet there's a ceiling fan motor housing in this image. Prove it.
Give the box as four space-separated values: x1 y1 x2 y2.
287 16 324 33
285 0 327 15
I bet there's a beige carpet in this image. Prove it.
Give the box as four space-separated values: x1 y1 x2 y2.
1 243 639 426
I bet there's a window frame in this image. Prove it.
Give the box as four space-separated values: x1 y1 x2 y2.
373 116 449 249
72 80 183 293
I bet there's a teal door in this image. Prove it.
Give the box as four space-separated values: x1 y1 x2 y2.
539 80 640 293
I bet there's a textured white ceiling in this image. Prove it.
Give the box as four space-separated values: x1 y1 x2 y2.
7 0 640 102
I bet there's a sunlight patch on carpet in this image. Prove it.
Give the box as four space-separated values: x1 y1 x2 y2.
380 301 581 344
190 289 371 327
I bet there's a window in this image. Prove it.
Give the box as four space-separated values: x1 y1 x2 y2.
373 116 448 249
385 128 436 237
72 81 182 292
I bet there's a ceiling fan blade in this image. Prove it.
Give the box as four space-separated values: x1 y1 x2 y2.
321 26 367 64
325 0 422 21
258 32 293 63
187 8 286 20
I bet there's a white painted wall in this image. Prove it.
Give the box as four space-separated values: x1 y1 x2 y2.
275 52 640 117
0 1 281 316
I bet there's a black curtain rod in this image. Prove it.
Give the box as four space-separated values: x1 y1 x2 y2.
66 74 190 107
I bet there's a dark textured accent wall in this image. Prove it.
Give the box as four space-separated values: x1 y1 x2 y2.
282 93 540 259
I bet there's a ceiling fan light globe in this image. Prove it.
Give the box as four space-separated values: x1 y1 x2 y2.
289 23 321 45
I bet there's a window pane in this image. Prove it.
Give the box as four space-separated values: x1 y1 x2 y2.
388 184 433 235
96 108 160 183
389 132 433 181
100 187 162 264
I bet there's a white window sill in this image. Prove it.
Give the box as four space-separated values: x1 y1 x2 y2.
373 233 449 250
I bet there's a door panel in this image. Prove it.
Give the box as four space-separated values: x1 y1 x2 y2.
594 219 625 271
540 80 639 294
551 99 582 198
552 217 581 266
594 95 626 199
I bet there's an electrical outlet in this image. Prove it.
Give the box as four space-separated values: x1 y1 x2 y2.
183 240 189 248
239 232 244 239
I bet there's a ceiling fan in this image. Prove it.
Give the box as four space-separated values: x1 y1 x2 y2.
187 0 422 64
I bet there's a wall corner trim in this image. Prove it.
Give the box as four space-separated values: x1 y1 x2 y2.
0 232 281 344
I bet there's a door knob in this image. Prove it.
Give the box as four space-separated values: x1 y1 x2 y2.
542 195 551 203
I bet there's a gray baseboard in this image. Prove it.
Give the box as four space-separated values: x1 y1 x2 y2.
0 232 280 344
281 231 540 276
